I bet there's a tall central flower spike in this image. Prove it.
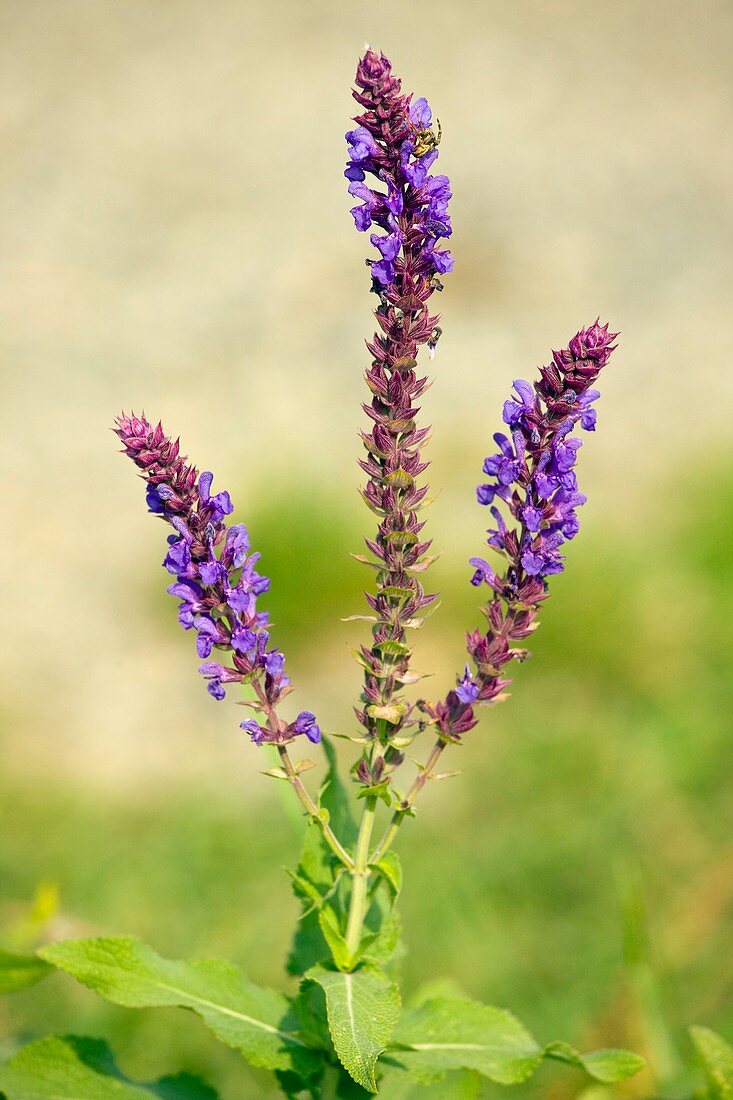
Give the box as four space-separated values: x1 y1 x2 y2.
114 415 320 748
346 49 453 790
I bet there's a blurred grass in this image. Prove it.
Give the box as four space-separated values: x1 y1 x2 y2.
2 459 733 1098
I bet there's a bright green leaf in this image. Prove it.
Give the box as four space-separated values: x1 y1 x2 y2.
389 997 543 1085
379 1065 481 1099
0 949 52 994
0 1035 218 1099
318 908 353 972
320 736 359 848
544 1041 645 1083
691 1026 733 1097
39 937 320 1079
374 853 403 899
306 965 401 1093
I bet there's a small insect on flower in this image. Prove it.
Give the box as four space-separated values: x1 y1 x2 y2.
413 117 442 158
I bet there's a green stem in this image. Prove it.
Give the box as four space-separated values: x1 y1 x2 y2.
345 795 378 959
277 745 355 871
370 738 445 863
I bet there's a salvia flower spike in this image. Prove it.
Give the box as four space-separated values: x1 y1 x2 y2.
416 322 618 745
114 413 319 748
346 49 453 788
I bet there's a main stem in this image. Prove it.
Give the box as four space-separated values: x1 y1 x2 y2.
345 794 378 958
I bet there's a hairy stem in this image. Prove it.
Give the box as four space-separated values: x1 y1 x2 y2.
345 795 378 958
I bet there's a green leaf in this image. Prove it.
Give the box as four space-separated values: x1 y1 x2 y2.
389 997 543 1085
0 948 52 993
320 736 359 848
318 908 353 973
0 1035 218 1099
545 1041 645 1083
378 1066 481 1099
373 853 403 899
39 937 320 1079
288 737 358 978
306 965 401 1093
691 1026 733 1097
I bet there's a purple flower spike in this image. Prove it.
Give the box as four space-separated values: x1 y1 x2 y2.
424 323 618 744
345 49 453 290
115 414 320 747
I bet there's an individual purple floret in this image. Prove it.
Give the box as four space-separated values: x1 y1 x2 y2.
114 414 319 746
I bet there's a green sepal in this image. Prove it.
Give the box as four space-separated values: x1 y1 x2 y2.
385 418 416 433
373 640 411 660
385 531 418 547
0 1035 219 1099
365 703 407 725
0 948 52 993
381 587 415 602
383 469 415 490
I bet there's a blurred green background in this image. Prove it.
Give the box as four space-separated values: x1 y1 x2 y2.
1 1 732 1096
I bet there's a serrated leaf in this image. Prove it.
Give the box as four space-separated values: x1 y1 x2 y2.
39 938 320 1079
691 1026 733 1097
0 1035 218 1099
0 948 52 993
544 1041 645 1084
306 965 401 1092
389 997 543 1085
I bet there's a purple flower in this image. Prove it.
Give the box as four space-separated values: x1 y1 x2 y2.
240 719 267 745
198 471 233 522
164 536 192 576
455 667 480 705
471 323 618 584
345 49 454 292
116 414 320 743
410 96 432 127
292 711 321 744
